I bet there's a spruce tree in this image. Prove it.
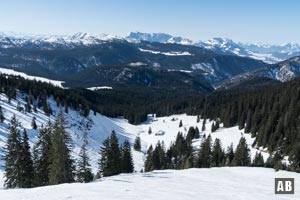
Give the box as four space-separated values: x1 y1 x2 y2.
211 138 224 167
19 129 34 188
33 122 52 186
179 120 183 127
99 138 110 176
0 105 5 123
109 131 121 175
252 152 264 167
31 117 37 129
76 130 93 183
121 140 134 173
232 137 251 166
225 143 235 166
99 130 121 177
201 118 206 131
134 136 141 151
148 127 152 134
194 127 200 139
197 135 212 168
48 111 74 185
3 115 23 188
144 145 153 172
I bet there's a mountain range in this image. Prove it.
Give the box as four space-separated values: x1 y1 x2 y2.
1 31 300 90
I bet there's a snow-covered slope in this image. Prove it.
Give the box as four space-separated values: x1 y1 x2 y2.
0 67 65 87
0 167 299 200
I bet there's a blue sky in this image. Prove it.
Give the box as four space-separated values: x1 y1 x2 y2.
0 0 299 44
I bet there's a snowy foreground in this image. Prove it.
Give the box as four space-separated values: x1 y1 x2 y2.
0 167 299 200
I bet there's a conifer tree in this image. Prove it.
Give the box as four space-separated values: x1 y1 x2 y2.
197 135 212 168
31 117 37 129
211 122 216 132
99 138 110 176
0 105 5 123
179 120 183 128
194 127 200 139
134 136 141 151
76 130 93 183
211 138 224 167
19 129 34 188
225 143 235 166
48 111 74 185
145 145 153 172
99 130 122 176
232 137 251 166
201 118 206 131
148 127 152 134
4 115 23 188
33 122 52 186
289 143 300 172
196 115 200 123
121 140 134 173
252 152 264 167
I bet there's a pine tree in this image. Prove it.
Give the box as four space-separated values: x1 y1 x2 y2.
232 137 251 166
148 127 152 134
196 115 200 123
225 143 235 166
109 131 121 174
252 152 264 167
194 127 200 139
179 120 183 127
99 138 110 176
134 136 141 151
211 122 216 132
33 122 52 186
121 140 134 173
201 118 206 131
288 143 300 172
31 117 37 129
48 111 74 185
19 129 34 188
211 138 224 167
0 105 5 123
3 115 23 188
99 130 122 177
76 130 93 183
144 145 153 172
197 135 212 168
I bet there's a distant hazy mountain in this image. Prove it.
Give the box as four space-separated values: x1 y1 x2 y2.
127 32 300 64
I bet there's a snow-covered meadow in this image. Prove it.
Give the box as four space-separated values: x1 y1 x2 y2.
0 167 299 200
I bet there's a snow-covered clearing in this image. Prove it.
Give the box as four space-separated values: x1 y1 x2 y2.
138 48 193 56
0 167 299 200
86 86 113 91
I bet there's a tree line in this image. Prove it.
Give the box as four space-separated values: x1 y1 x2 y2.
144 127 283 172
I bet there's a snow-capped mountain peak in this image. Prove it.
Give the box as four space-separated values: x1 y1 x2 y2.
126 31 194 45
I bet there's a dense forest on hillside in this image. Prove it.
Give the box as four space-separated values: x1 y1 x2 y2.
1 74 300 171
